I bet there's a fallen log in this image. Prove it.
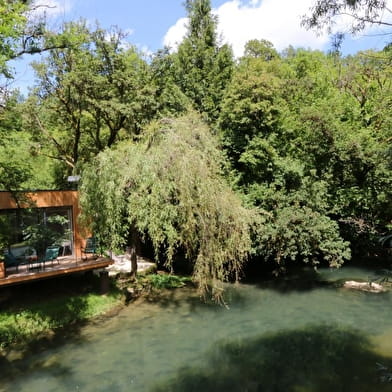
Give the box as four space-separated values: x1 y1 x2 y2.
343 280 385 293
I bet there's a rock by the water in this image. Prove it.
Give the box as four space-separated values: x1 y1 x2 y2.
343 280 385 293
106 254 156 277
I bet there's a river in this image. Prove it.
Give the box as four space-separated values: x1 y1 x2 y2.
1 266 392 391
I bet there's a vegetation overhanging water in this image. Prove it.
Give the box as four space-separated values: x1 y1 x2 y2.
1 266 392 392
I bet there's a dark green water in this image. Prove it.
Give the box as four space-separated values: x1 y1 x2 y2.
2 266 392 392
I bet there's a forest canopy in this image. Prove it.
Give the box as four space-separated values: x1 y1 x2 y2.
1 0 391 297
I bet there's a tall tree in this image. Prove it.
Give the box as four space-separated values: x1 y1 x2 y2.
173 0 234 122
0 93 31 191
0 0 69 86
0 0 31 79
25 22 157 182
0 0 71 191
244 39 279 61
150 48 191 116
0 1 38 191
219 48 352 269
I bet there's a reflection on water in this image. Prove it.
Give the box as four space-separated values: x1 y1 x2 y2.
1 266 392 392
153 325 391 392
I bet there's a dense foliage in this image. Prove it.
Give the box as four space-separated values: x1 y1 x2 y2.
80 114 256 300
0 0 29 78
1 0 391 293
219 44 392 262
172 0 234 122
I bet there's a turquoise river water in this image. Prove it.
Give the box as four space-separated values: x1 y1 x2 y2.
2 266 392 392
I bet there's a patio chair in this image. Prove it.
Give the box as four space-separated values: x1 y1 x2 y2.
4 252 24 273
81 237 98 260
41 246 60 268
28 246 60 270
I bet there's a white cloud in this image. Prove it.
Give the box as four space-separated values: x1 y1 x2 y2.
163 17 188 50
218 0 329 56
163 0 330 57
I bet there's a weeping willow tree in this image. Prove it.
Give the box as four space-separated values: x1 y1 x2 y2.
79 113 256 300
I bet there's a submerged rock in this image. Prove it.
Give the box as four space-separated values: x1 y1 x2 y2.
343 280 385 293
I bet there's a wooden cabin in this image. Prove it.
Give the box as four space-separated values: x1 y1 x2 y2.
0 190 83 259
0 190 112 287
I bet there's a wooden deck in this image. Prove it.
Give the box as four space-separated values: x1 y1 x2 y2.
0 257 114 287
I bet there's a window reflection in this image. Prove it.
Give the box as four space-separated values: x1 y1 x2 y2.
0 207 73 258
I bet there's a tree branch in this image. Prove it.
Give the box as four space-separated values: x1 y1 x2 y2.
32 113 75 167
10 44 68 60
338 11 392 28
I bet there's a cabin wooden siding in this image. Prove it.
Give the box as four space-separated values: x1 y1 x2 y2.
0 190 84 259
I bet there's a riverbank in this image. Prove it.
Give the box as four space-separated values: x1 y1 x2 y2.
0 273 124 353
2 258 389 353
0 269 193 353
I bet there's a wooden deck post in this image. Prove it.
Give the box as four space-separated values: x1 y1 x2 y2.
0 262 5 279
99 270 110 294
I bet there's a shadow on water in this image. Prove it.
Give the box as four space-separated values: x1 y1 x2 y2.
243 258 392 294
247 267 337 294
144 283 253 314
0 321 84 385
152 325 392 392
0 353 73 385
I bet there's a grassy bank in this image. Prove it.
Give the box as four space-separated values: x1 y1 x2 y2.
0 274 123 351
0 271 193 351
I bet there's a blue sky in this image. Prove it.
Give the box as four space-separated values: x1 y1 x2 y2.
10 0 392 94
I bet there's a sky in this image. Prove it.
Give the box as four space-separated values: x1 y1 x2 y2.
10 0 392 94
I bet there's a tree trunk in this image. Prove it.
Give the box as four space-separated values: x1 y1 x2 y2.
126 225 140 277
125 246 137 277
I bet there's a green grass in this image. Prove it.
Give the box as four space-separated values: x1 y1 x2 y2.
0 277 123 350
139 273 192 290
0 272 192 350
